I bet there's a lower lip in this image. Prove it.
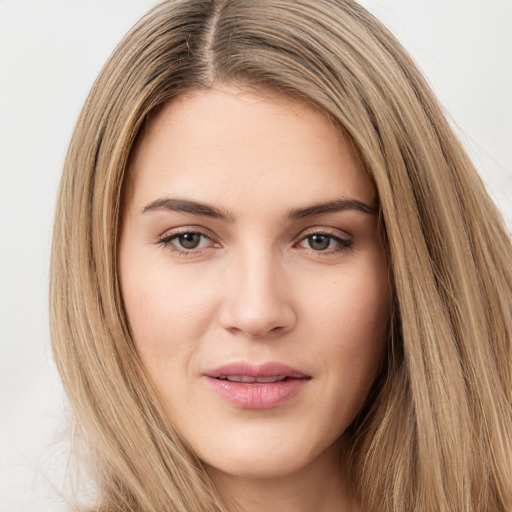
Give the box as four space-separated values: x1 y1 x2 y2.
205 377 309 409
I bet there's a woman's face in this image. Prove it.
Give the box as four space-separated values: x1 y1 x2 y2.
119 86 389 480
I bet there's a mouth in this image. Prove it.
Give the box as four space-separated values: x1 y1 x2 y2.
216 375 289 383
204 362 310 409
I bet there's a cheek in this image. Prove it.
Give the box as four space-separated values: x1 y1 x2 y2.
309 264 390 396
119 250 217 368
308 259 389 336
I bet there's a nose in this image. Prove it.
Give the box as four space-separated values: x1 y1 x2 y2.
219 249 297 339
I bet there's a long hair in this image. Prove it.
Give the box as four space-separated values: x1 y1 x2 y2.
50 1 512 510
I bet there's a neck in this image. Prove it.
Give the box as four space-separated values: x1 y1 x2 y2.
206 439 359 512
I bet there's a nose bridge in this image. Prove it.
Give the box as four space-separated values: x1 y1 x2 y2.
220 242 296 338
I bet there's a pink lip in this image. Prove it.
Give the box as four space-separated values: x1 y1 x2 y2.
204 362 310 410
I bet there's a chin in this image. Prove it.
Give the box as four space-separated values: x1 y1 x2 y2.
205 453 315 480
196 422 345 481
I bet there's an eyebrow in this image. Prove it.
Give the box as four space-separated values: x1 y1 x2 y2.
142 197 233 220
141 196 377 220
287 198 377 219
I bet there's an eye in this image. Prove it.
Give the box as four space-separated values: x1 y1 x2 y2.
297 231 353 253
306 234 333 251
174 232 204 249
158 230 217 253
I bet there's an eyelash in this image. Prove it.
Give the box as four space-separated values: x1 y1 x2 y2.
158 228 217 256
297 230 353 254
157 228 353 256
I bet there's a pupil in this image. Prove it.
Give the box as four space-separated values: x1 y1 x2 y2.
179 233 201 249
309 234 330 251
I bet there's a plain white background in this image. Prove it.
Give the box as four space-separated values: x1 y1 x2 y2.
1 1 510 510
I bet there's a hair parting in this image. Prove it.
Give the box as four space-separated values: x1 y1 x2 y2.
50 1 512 511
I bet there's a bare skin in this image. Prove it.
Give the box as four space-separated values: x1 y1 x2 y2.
119 85 389 511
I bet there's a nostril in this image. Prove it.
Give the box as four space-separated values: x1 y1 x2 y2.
218 271 297 337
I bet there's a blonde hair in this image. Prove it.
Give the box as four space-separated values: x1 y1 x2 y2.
50 1 512 510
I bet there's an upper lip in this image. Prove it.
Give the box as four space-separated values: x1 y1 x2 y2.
204 362 310 379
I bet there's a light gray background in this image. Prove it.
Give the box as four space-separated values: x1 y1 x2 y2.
1 1 511 510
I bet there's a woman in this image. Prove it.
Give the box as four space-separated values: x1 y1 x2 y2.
50 1 512 511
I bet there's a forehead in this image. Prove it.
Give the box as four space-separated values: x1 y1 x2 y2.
125 86 375 214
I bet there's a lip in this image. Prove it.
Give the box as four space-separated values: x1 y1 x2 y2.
204 362 310 409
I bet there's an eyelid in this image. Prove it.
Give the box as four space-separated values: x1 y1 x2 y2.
298 226 352 239
158 225 217 241
294 226 354 253
157 226 221 252
155 225 353 255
